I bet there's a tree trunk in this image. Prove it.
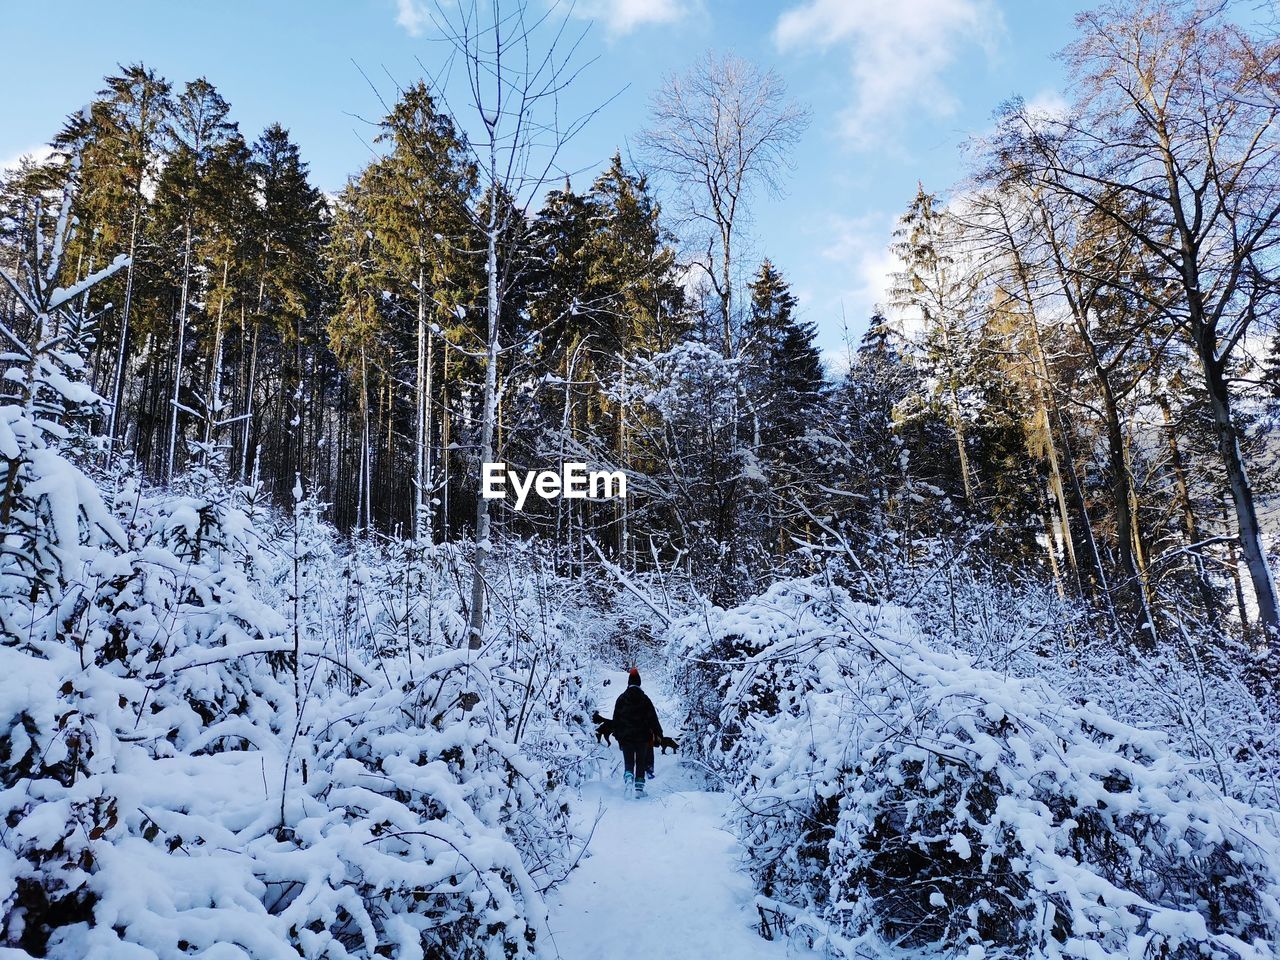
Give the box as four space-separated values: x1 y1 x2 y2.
166 222 193 480
1056 406 1114 615
415 264 427 538
242 324 260 482
721 227 733 355
617 353 628 563
425 307 435 541
1223 499 1251 637
557 338 575 565
1037 205 1152 640
442 348 451 541
1156 385 1218 623
1098 375 1158 646
1006 237 1080 586
467 148 501 652
359 347 371 532
1157 115 1279 642
934 310 975 506
1200 344 1280 642
106 204 141 459
1041 497 1067 600
202 260 229 455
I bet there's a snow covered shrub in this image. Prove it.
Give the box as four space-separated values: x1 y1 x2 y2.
671 575 1280 960
2 492 589 958
907 562 1280 811
228 647 572 960
1 645 575 958
340 535 597 765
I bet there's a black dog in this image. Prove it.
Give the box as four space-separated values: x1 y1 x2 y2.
592 711 614 745
593 710 675 753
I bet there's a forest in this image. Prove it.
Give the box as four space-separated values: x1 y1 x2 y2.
1 1 1278 958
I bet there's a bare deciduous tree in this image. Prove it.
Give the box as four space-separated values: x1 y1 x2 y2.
424 0 601 652
642 53 809 355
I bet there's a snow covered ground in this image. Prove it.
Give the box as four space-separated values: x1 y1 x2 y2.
546 670 806 960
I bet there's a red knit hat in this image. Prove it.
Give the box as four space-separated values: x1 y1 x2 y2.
628 667 641 686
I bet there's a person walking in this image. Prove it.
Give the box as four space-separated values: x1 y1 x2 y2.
612 667 662 797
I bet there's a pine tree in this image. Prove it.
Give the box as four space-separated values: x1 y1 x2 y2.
519 155 687 561
732 260 827 560
820 319 922 590
193 126 254 475
53 64 172 452
326 182 387 534
891 185 980 507
584 154 687 356
362 84 477 536
582 156 688 560
527 178 593 369
743 259 824 450
243 124 329 502
152 77 241 480
0 137 130 640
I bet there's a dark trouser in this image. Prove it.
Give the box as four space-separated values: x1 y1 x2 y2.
620 739 654 782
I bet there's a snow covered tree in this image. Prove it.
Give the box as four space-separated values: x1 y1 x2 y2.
152 77 242 480
360 83 476 537
675 576 1280 960
891 185 982 508
742 259 824 451
1000 0 1280 647
242 124 330 502
0 136 129 643
424 0 600 650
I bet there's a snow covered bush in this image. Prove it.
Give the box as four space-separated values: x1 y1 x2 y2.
0 170 129 647
2 472 592 958
1 634 577 959
671 575 1280 960
903 561 1280 811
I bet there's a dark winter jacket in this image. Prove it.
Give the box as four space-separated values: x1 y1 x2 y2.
612 686 662 746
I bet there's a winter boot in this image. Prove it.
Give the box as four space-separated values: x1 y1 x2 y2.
623 771 634 797
634 777 645 798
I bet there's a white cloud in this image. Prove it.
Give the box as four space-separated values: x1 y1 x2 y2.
2 144 54 174
821 346 853 378
820 212 901 323
395 0 429 37
774 0 1002 140
1023 87 1068 122
568 0 688 35
1018 87 1070 128
968 86 1068 146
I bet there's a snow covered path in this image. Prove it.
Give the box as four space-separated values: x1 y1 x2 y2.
545 671 806 960
546 782 799 959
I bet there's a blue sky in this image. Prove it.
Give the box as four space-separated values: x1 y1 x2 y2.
1 0 1077 354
